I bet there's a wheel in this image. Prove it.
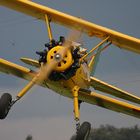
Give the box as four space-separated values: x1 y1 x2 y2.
0 93 12 119
76 122 91 140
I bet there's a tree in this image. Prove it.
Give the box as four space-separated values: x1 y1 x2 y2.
70 125 140 140
26 135 33 140
70 135 76 140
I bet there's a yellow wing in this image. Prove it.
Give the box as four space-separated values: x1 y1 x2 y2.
0 58 35 81
1 0 140 53
90 76 140 105
79 89 140 119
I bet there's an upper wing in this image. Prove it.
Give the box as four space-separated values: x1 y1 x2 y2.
0 58 36 81
79 89 140 119
1 0 140 54
90 76 140 105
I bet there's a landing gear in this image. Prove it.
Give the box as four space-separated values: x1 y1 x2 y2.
76 122 91 140
0 93 12 119
72 86 91 140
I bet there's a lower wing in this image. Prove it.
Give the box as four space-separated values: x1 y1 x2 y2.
1 58 140 118
79 89 140 119
0 58 36 82
90 76 140 105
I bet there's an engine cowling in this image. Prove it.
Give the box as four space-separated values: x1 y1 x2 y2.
47 45 73 72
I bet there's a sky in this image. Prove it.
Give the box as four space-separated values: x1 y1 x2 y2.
0 0 140 140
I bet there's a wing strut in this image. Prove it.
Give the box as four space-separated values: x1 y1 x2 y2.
44 14 53 41
80 36 111 61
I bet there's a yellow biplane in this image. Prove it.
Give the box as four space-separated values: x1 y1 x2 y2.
0 0 140 139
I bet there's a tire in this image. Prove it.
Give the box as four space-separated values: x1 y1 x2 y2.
76 122 91 140
0 93 12 119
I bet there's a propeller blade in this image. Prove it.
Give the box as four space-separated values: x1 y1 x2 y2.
38 60 57 82
59 30 82 57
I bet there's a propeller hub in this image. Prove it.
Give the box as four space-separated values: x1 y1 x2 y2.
54 53 61 62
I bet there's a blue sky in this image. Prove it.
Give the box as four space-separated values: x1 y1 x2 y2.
0 0 140 140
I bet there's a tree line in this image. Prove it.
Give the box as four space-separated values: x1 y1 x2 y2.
25 125 140 140
70 125 140 140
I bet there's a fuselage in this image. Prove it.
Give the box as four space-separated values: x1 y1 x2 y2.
43 62 90 98
35 42 91 98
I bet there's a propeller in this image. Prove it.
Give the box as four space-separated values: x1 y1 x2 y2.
38 30 82 82
16 30 82 100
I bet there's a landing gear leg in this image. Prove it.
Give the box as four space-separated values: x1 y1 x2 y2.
0 74 40 119
72 86 80 132
72 86 91 140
